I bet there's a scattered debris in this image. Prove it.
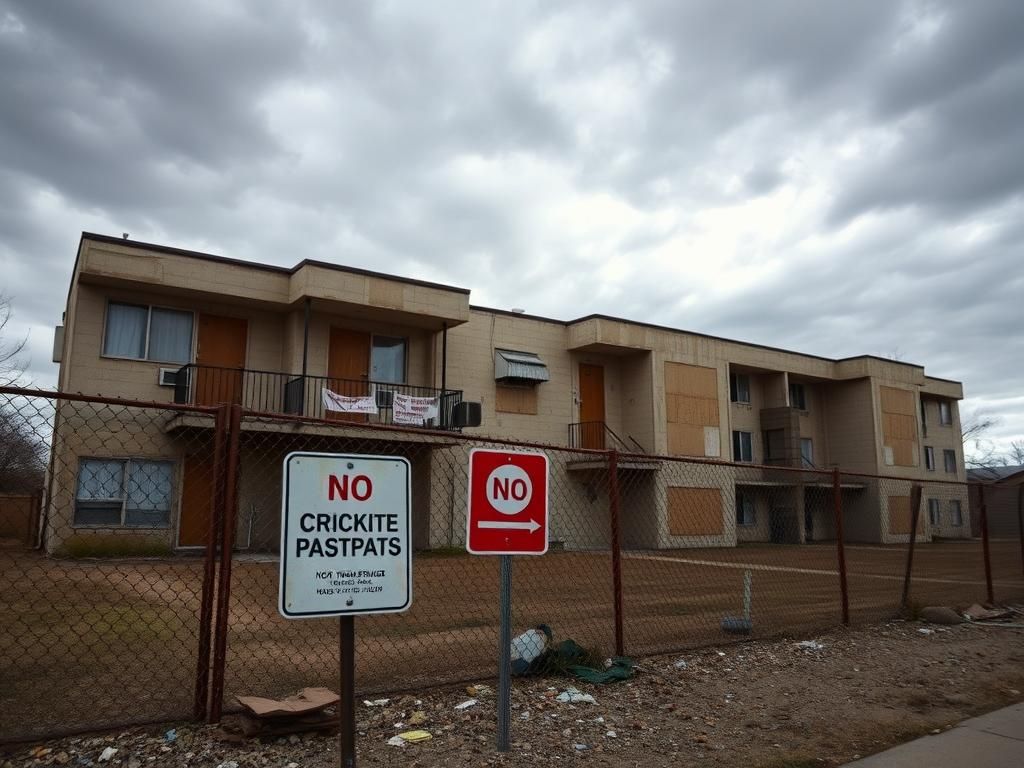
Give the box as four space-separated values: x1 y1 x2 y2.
363 698 390 707
454 699 478 710
555 687 597 704
234 687 340 738
164 728 177 743
795 640 825 651
965 604 1015 622
605 730 617 738
511 624 553 675
571 656 635 684
98 747 118 762
397 730 432 743
408 710 427 725
574 743 589 751
466 684 492 696
919 606 964 625
386 736 406 748
674 659 688 669
918 628 935 635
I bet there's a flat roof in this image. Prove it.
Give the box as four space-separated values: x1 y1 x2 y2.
80 232 472 295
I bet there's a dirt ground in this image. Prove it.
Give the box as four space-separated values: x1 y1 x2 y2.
4 618 1024 768
2 540 1022 742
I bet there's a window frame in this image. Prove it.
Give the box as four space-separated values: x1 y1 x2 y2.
736 491 756 526
729 372 751 404
949 499 963 527
369 334 408 384
800 437 814 468
924 446 935 471
943 449 957 474
101 301 195 365
732 430 754 463
939 400 953 426
789 381 807 410
928 498 940 526
73 457 176 529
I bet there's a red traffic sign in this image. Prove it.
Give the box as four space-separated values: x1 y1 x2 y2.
467 448 549 555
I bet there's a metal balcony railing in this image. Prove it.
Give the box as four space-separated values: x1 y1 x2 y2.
173 364 462 429
567 421 645 452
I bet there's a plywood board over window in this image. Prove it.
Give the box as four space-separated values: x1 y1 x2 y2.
880 386 919 467
887 495 924 535
665 362 720 457
667 487 724 536
496 385 538 415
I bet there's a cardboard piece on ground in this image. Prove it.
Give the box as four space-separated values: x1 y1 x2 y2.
237 687 339 718
964 604 1015 622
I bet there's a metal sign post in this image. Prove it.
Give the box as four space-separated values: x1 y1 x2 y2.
279 452 413 768
339 615 356 768
497 555 513 752
465 448 549 754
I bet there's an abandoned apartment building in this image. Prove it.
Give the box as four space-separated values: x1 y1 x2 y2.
42 233 969 555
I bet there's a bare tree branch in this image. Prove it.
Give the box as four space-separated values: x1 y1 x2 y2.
0 294 29 387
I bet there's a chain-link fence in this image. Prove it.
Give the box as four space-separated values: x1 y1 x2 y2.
2 386 1023 743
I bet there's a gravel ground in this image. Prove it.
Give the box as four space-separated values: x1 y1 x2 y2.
4 618 1024 768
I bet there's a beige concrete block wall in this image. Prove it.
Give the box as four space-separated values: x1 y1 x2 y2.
796 381 829 468
44 403 188 554
65 284 287 403
921 483 972 540
446 311 573 446
727 370 765 463
920 396 965 483
822 379 879 474
619 353 655 453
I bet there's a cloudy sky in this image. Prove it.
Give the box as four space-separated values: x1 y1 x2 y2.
1 1 1021 456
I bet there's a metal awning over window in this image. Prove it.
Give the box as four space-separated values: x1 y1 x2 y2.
494 349 549 384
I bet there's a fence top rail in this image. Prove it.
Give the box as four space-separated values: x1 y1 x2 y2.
240 406 615 457
0 386 221 415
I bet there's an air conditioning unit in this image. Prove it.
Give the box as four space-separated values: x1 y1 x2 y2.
375 389 394 408
158 367 179 387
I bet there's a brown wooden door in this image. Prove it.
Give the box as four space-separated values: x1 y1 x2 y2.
578 363 606 449
195 314 247 406
327 327 371 421
178 453 212 547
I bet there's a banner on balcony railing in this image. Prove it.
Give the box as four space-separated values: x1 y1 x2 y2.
393 393 439 425
321 387 378 414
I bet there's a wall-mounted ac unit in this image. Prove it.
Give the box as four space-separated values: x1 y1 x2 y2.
158 367 179 387
375 388 394 408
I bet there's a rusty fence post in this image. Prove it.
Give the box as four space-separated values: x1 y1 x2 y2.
193 404 228 721
832 469 849 625
208 403 243 723
608 449 624 657
979 485 994 604
900 483 923 610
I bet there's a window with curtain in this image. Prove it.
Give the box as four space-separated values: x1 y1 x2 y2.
103 302 193 363
370 336 406 383
74 458 174 527
949 500 963 526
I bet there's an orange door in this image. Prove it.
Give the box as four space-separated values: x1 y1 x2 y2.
195 314 247 406
178 452 213 547
578 363 606 449
327 327 371 421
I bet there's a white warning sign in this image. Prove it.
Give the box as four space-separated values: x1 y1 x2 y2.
279 452 412 618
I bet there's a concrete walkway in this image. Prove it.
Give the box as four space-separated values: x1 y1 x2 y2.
844 702 1024 766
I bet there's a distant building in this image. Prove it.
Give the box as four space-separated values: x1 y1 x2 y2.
968 465 1024 539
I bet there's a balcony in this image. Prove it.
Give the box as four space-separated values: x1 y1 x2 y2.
172 364 463 429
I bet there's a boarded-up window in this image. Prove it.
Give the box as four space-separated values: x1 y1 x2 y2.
887 495 924 535
665 362 719 457
667 487 724 536
495 385 538 415
880 386 918 467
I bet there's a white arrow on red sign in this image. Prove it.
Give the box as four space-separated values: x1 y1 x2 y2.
476 519 541 533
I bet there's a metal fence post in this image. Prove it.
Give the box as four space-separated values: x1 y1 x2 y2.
1018 484 1024 580
608 449 624 657
193 404 228 721
832 468 850 625
979 485 994 604
208 403 243 723
900 483 923 610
